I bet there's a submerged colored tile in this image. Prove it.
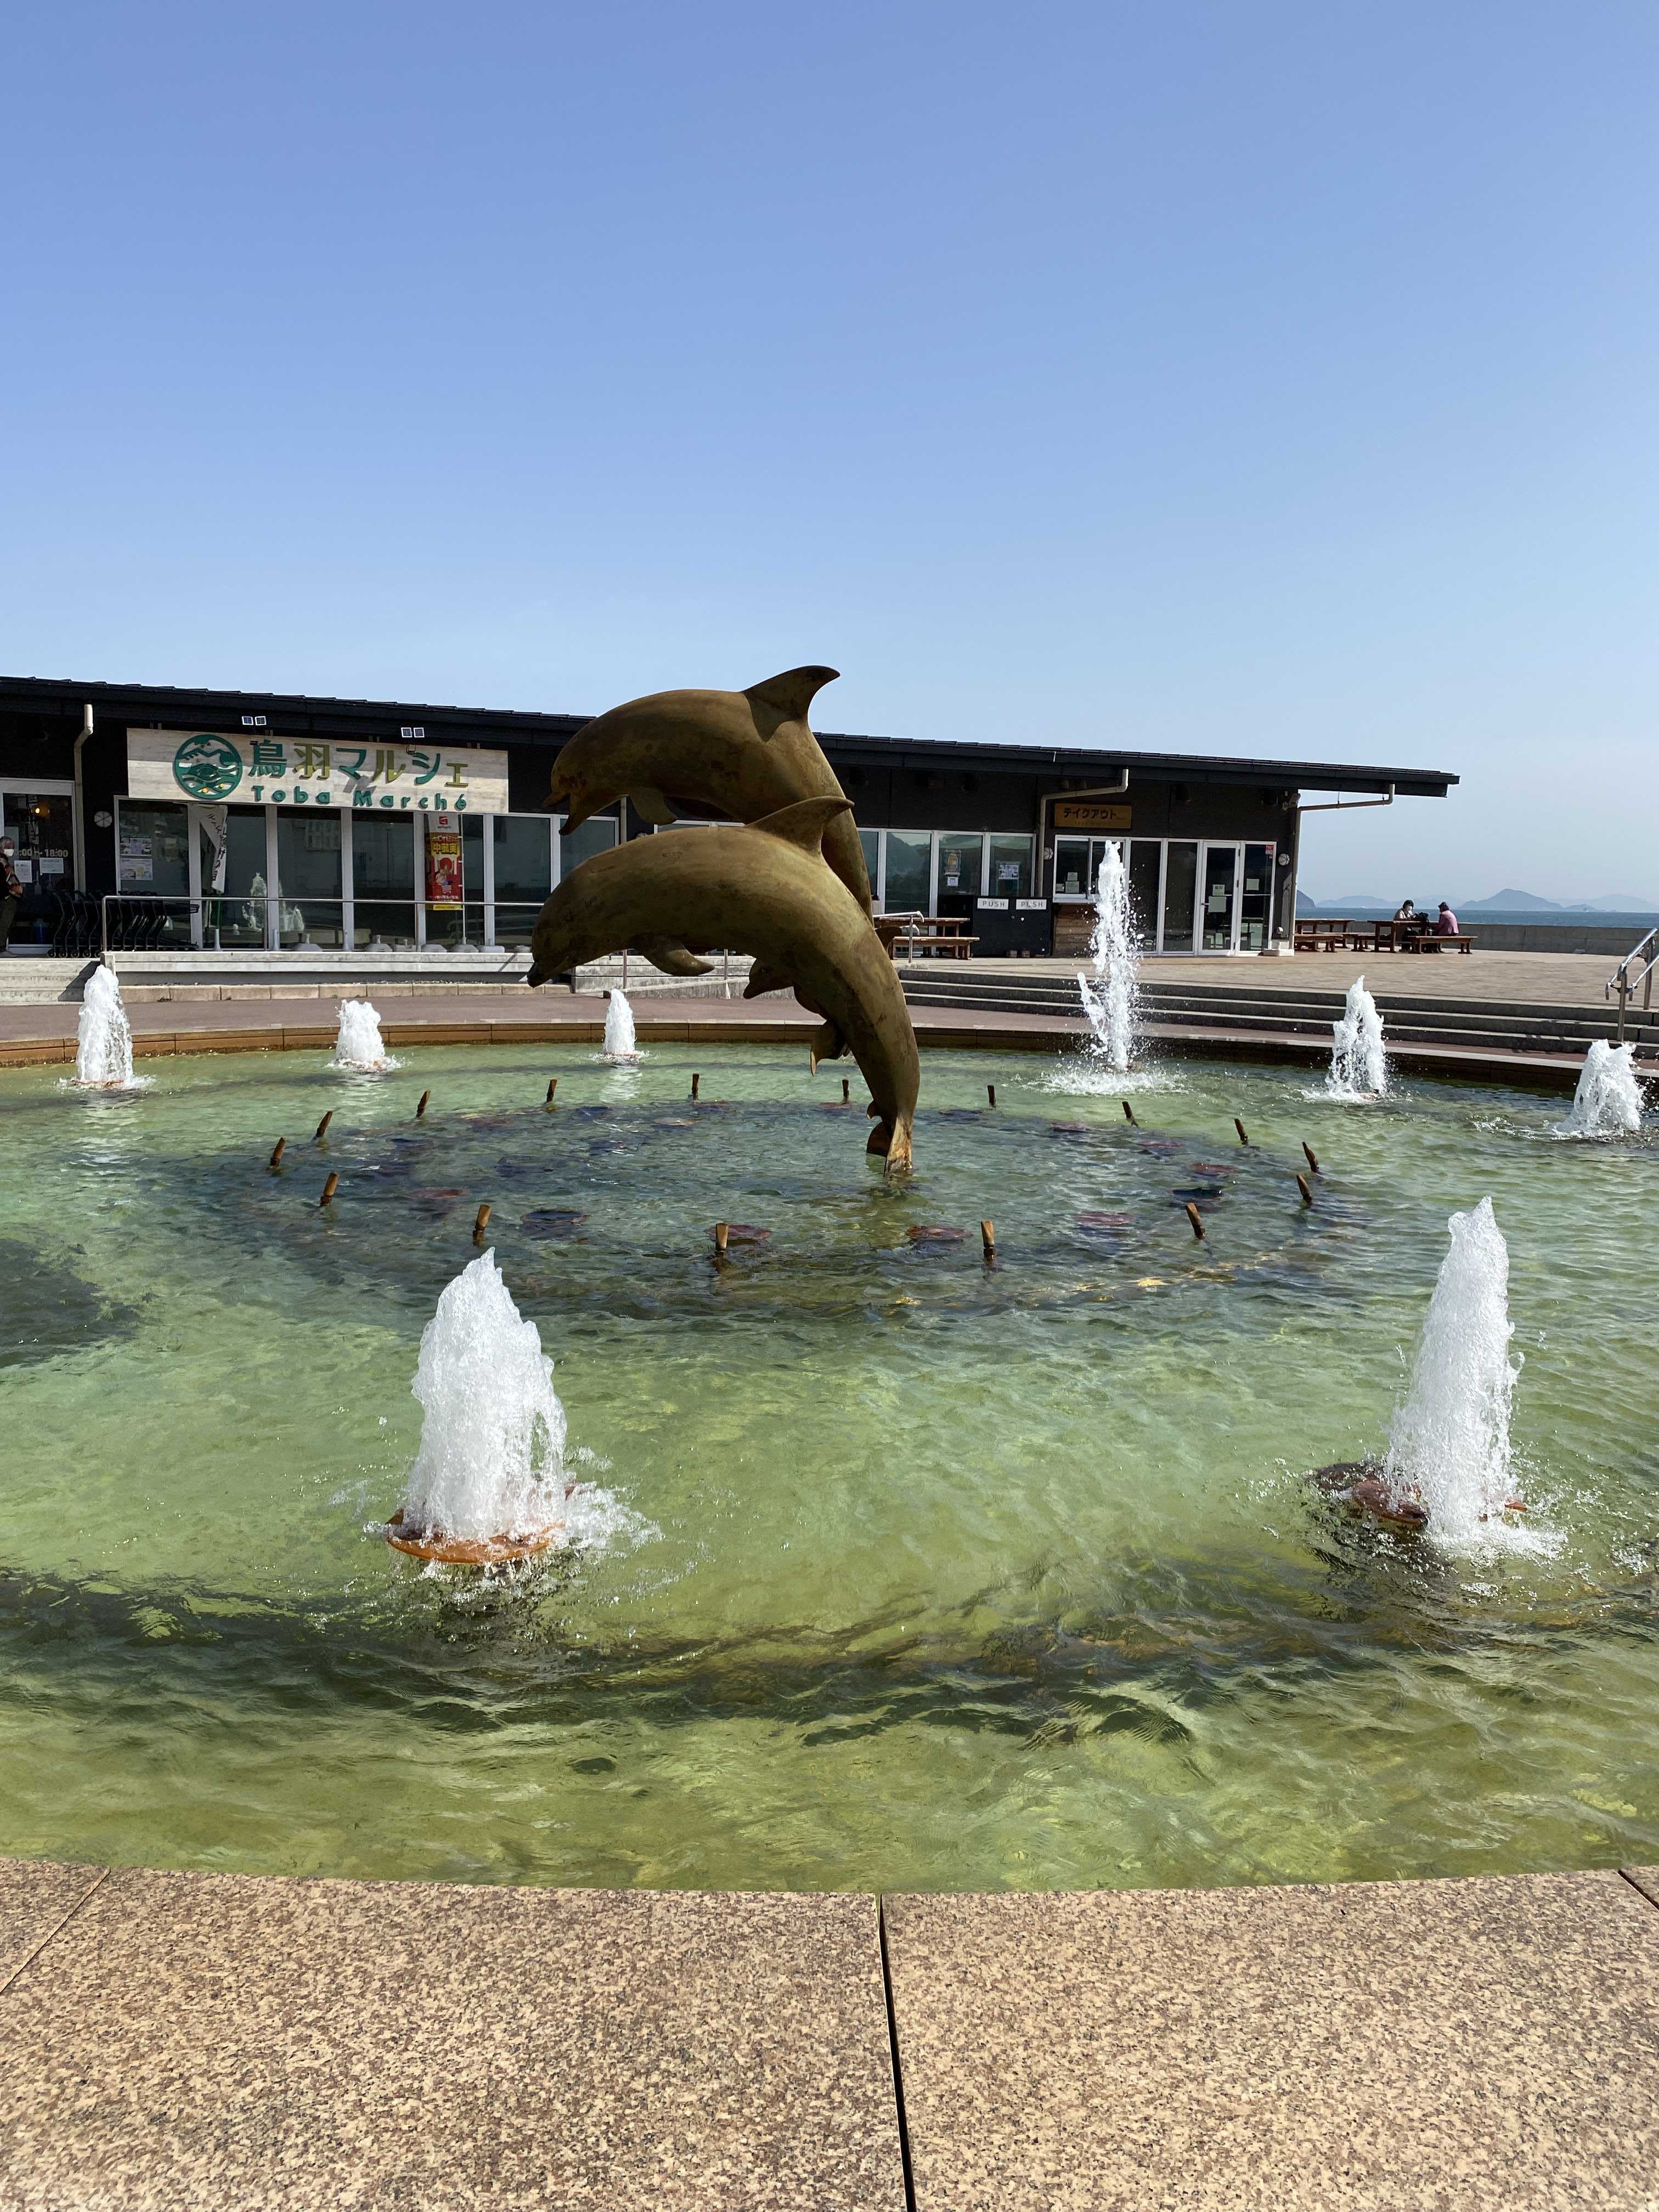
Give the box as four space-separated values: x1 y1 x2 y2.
885 1872 1659 2211
0 1868 904 2211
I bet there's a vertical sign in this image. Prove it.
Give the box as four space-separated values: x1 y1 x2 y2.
426 811 463 910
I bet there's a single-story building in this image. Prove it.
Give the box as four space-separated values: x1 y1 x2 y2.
0 674 1456 960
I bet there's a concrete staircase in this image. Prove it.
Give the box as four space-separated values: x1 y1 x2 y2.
0 947 754 1006
899 966 1659 1062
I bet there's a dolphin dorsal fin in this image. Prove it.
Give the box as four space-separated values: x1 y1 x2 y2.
749 796 853 854
743 665 839 731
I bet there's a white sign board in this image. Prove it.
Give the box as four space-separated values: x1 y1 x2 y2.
125 729 510 815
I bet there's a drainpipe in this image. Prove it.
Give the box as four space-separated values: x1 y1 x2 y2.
1290 785 1393 941
1294 785 1395 817
1036 769 1131 882
72 703 94 889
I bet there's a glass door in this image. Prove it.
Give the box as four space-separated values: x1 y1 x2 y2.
1161 842 1199 952
0 786 75 951
1239 843 1275 951
1199 843 1240 952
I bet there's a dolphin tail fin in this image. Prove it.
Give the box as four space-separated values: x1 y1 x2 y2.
744 667 839 729
866 1110 914 1176
806 1020 848 1075
749 795 854 855
632 934 714 978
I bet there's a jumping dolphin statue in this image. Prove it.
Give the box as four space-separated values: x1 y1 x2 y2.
528 798 917 1173
546 667 872 985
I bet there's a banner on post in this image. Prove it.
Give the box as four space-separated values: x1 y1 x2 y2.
425 812 464 910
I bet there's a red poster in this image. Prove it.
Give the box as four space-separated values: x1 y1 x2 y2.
426 814 463 910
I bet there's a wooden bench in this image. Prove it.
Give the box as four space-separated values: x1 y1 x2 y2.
895 933 978 959
1405 932 1475 954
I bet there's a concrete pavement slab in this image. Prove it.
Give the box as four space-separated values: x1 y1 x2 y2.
0 1867 905 2211
884 1872 1659 2212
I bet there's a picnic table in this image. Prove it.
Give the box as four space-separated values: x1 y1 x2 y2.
876 912 977 961
1370 917 1424 952
1294 916 1476 954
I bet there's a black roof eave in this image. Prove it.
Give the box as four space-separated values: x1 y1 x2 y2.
0 674 586 741
816 730 1455 798
0 675 1457 798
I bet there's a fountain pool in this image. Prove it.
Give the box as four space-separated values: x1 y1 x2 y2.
2 1042 1657 1894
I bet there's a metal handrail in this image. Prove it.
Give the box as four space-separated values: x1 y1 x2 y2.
92 895 743 997
1605 926 1659 1043
97 892 542 960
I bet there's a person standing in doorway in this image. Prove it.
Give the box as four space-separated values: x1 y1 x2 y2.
0 836 22 952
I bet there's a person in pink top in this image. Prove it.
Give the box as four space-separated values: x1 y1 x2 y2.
1434 901 1459 935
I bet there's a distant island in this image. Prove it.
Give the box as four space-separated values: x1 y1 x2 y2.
1297 887 1656 915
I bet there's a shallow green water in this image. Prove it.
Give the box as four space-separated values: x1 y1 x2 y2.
2 1038 1656 1892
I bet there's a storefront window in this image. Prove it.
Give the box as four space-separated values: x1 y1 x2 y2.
1053 838 1090 897
935 834 983 907
353 816 417 947
988 836 1032 900
1128 840 1162 939
883 831 931 913
558 812 618 877
859 828 881 907
494 815 554 945
107 799 189 951
114 800 189 899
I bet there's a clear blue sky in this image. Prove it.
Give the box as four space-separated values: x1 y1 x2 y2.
4 2 1655 901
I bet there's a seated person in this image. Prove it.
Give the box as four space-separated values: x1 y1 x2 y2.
1393 898 1418 925
1434 901 1459 936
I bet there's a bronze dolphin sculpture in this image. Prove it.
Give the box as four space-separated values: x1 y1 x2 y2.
527 797 917 1173
546 664 872 923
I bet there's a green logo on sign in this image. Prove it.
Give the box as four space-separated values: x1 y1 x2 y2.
172 733 244 800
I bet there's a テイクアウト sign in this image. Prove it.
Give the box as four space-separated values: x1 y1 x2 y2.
124 729 510 815
1051 801 1132 832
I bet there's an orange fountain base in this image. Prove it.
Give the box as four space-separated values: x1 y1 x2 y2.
385 1509 565 1566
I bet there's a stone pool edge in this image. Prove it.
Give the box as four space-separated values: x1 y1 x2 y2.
3 1855 1658 2209
0 994 1594 1092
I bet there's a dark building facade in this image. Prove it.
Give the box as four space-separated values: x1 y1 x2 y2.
0 674 1455 959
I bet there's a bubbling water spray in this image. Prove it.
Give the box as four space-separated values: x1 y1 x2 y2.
1557 1039 1644 1137
602 988 640 1062
1077 844 1139 1074
1327 975 1387 1098
332 1000 397 1071
74 966 138 1089
1383 1197 1520 1543
400 1251 569 1544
